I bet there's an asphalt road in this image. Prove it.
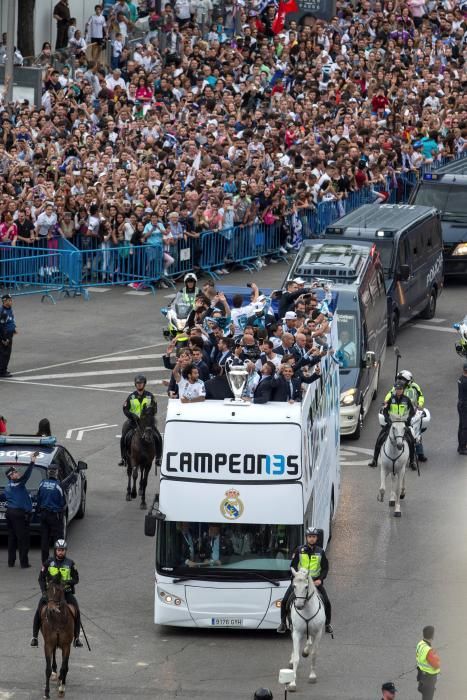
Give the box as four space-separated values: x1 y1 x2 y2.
1 272 466 700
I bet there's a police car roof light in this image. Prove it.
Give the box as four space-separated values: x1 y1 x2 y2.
0 436 56 446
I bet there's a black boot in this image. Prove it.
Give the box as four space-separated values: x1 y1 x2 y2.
74 611 83 646
325 623 334 634
276 621 288 634
31 609 41 646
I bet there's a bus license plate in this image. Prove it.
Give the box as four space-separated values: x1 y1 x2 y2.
211 618 243 627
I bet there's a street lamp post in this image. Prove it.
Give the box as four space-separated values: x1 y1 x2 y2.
4 0 16 102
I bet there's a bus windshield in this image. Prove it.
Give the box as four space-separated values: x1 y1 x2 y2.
336 312 359 368
157 521 301 580
412 183 467 221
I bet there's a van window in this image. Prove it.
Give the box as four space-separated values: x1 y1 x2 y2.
336 312 359 368
407 224 426 268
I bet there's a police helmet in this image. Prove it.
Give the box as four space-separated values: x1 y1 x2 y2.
54 539 67 550
134 374 147 386
394 380 405 390
397 370 413 383
47 465 59 478
184 273 197 284
253 689 273 700
306 527 319 536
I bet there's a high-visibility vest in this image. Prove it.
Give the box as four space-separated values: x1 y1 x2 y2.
48 559 73 587
386 394 411 418
129 395 152 417
298 550 322 578
416 640 439 675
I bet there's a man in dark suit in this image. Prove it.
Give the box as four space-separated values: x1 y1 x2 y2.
205 365 234 400
199 524 234 565
272 364 302 402
253 361 276 404
176 522 198 566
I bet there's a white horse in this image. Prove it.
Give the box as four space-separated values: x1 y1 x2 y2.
377 415 410 517
287 568 326 692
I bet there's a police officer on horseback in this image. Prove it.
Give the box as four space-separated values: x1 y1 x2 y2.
368 380 417 469
37 464 66 564
119 375 157 466
31 539 83 648
277 527 333 635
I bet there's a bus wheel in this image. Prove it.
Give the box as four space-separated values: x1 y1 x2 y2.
420 289 437 320
387 311 398 346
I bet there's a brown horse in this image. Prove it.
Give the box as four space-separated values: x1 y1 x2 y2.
41 575 74 698
125 403 162 509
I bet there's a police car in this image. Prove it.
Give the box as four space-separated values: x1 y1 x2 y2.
0 436 87 533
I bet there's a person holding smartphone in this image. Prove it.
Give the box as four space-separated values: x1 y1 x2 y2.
4 451 39 568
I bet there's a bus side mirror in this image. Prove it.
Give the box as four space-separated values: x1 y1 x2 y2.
77 461 87 471
364 351 376 369
398 264 410 281
144 514 157 537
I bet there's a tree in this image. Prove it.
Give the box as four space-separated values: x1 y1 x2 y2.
17 0 36 58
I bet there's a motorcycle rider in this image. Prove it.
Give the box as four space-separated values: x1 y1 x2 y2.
368 380 417 469
31 539 83 648
396 370 427 462
172 273 200 310
118 375 157 466
277 527 333 635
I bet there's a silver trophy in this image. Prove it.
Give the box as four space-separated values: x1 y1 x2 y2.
225 360 249 405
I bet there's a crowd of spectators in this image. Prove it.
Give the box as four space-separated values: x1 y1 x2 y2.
0 0 466 280
161 277 334 402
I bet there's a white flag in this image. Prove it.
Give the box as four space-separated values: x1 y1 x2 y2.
184 150 202 188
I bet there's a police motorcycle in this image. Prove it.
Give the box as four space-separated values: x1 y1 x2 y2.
161 273 199 348
453 316 467 359
161 300 192 347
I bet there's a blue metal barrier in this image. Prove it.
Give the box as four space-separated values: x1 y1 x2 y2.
76 244 164 295
163 237 199 282
0 244 68 302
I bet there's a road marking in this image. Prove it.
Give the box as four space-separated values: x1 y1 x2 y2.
66 423 108 439
0 378 128 394
12 342 167 376
423 318 446 323
412 323 456 333
86 380 165 388
340 445 373 466
84 287 111 293
13 366 167 382
124 290 152 296
67 424 118 441
81 353 164 364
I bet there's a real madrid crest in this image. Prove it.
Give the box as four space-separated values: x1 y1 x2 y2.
220 488 244 520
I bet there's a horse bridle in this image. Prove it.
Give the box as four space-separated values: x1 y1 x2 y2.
292 577 322 637
383 422 406 475
294 576 316 605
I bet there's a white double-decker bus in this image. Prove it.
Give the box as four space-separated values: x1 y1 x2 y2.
145 317 340 629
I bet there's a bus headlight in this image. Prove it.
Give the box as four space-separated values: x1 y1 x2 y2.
340 389 357 406
452 243 467 256
159 589 185 606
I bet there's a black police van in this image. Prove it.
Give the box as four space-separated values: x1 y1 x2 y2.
325 204 443 345
288 240 387 439
409 159 467 276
